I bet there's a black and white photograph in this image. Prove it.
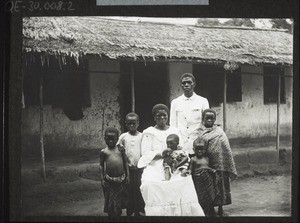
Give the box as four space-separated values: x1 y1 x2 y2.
18 16 295 218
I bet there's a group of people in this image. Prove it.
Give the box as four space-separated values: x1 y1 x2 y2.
99 73 237 218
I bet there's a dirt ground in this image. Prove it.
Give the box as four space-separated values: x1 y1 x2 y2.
21 172 292 217
226 174 291 216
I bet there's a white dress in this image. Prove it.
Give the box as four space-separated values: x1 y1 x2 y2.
137 126 205 216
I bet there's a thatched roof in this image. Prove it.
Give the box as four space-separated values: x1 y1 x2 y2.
23 17 293 66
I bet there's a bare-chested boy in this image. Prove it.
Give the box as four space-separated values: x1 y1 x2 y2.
189 137 217 217
100 127 130 217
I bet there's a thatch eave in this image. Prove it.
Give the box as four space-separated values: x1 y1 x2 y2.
23 48 292 69
23 16 293 67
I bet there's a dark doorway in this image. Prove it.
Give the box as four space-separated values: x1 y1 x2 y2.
120 61 169 132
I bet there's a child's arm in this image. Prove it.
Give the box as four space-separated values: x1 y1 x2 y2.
117 144 132 167
117 134 125 153
163 155 173 167
120 147 130 184
188 158 194 175
180 157 192 177
175 156 189 169
99 149 107 187
125 157 130 184
117 134 130 163
117 133 125 147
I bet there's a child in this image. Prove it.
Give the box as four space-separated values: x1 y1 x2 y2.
189 137 217 217
197 109 237 217
117 113 145 216
162 134 189 180
99 127 130 217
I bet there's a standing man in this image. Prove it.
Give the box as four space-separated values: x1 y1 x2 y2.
170 73 209 155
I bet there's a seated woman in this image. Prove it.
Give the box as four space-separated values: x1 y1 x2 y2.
137 104 204 216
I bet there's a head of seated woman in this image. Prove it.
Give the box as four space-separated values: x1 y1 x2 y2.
152 104 169 128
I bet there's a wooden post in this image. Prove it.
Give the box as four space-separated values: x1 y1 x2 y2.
131 63 135 112
276 69 281 152
39 73 46 181
223 71 227 132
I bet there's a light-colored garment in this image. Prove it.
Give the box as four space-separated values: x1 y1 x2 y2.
137 126 180 171
137 126 205 216
140 175 205 216
117 132 142 167
170 93 209 154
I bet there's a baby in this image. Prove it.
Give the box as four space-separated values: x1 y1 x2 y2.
162 134 189 180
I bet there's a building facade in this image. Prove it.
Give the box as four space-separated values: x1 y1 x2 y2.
21 57 293 156
21 17 293 156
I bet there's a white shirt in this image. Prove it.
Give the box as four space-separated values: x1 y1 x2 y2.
170 93 209 154
117 132 143 167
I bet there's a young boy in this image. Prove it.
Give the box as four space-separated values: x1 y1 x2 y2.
117 113 145 216
189 137 217 217
99 127 130 217
197 109 237 217
162 134 189 180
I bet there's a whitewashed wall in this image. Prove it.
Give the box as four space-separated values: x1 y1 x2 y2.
22 58 121 155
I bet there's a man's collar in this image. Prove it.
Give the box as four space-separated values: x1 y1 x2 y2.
182 92 196 100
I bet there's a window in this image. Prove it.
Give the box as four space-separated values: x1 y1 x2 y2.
23 55 91 108
263 66 285 104
193 64 242 107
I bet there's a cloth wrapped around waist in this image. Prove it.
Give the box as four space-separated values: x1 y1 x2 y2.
193 167 216 176
105 173 126 183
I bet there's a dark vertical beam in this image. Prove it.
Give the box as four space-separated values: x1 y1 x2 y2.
130 63 135 112
223 71 227 132
8 13 22 221
276 69 281 152
39 73 46 181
